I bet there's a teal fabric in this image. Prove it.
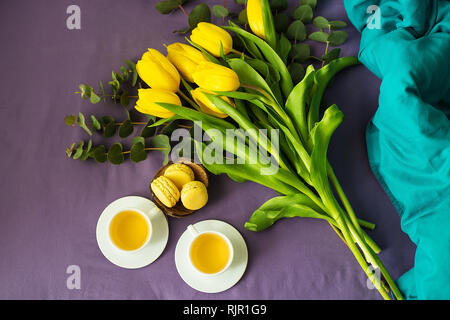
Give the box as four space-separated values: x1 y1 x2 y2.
343 0 450 299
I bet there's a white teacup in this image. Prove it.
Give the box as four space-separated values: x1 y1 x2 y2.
107 208 152 253
187 224 234 276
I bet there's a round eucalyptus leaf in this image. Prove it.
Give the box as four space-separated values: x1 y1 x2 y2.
118 119 134 138
288 63 306 85
120 91 129 107
64 115 76 127
132 136 146 147
89 92 101 104
308 31 329 43
80 139 93 161
107 143 124 165
291 5 313 23
90 115 101 131
237 9 248 25
189 3 211 29
72 141 85 160
155 0 183 14
93 145 107 163
269 0 288 11
286 20 306 41
328 31 348 46
150 134 171 165
300 0 317 8
130 143 148 163
77 112 92 136
289 43 310 63
212 5 229 18
322 48 341 63
103 122 117 138
313 16 329 29
273 12 289 33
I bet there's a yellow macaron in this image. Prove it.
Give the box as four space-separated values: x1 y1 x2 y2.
163 163 195 190
151 176 180 208
180 181 208 210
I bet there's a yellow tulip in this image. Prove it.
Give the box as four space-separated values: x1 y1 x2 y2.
136 49 180 92
191 88 234 118
135 88 180 118
166 43 208 83
190 22 233 57
193 62 240 92
247 0 265 39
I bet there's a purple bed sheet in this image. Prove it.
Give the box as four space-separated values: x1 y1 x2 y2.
0 0 415 299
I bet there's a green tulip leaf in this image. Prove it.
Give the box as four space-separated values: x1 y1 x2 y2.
77 112 92 136
328 31 348 46
189 3 211 29
261 0 277 50
64 114 76 127
273 12 289 33
313 16 329 29
308 31 329 43
277 33 291 64
286 20 306 42
309 105 344 220
225 22 293 99
245 193 329 231
118 119 134 138
150 134 171 165
107 143 124 165
212 5 229 18
92 145 107 163
289 43 310 63
291 5 313 23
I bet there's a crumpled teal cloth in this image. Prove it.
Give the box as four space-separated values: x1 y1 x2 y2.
343 0 450 299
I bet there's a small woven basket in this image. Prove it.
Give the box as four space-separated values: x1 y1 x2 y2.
150 158 209 218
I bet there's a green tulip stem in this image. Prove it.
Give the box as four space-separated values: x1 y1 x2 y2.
177 90 201 111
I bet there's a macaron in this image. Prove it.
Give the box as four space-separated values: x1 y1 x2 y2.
151 176 180 208
180 181 208 210
163 163 195 190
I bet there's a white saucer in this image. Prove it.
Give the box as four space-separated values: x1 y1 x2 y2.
96 196 169 269
175 220 248 293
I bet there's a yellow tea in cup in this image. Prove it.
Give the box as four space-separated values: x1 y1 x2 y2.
109 210 150 251
189 232 231 274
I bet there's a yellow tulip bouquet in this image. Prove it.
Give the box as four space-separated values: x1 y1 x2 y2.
65 0 403 300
